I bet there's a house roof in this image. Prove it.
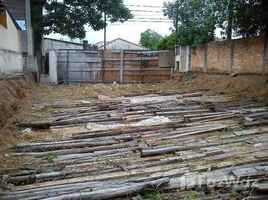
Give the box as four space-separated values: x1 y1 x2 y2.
97 38 147 50
44 37 83 46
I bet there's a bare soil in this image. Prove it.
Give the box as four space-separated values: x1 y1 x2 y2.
0 73 268 194
0 73 268 150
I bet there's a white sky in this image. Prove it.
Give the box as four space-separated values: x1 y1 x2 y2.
47 0 173 44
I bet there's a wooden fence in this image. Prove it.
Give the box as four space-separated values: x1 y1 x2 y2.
53 50 174 83
103 50 174 83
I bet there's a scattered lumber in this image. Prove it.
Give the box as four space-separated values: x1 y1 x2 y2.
2 92 268 199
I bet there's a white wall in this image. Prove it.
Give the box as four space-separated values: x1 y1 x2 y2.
0 10 23 75
48 50 57 83
0 10 21 52
0 49 23 75
43 39 83 55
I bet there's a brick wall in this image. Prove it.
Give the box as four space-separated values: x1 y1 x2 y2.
191 44 205 72
190 36 267 74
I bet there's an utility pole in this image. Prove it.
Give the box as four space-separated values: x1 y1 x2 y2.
175 0 179 45
175 0 179 35
104 13 107 50
227 0 234 40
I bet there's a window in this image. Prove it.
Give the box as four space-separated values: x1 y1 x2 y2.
0 7 7 28
16 20 26 30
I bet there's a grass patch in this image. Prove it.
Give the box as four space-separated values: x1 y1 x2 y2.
42 154 57 163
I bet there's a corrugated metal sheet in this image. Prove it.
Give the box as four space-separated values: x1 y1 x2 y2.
98 38 147 51
57 50 102 83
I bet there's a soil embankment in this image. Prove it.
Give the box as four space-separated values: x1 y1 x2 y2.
168 73 268 97
0 74 35 127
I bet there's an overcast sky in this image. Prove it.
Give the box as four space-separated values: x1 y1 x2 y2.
48 0 173 45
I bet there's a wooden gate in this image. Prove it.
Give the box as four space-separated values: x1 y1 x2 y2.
57 49 102 83
103 50 175 83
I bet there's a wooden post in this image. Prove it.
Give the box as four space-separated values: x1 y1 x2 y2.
140 51 142 83
104 13 107 51
120 51 124 83
101 50 105 83
204 44 208 73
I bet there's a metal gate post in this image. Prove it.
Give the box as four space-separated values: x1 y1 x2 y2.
66 50 70 83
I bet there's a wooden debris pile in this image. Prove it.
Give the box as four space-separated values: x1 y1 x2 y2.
1 92 268 199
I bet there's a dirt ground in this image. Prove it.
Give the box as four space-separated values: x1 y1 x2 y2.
0 73 268 174
35 73 268 100
1 73 268 146
0 72 267 200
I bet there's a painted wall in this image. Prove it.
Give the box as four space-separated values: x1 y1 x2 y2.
43 38 83 55
0 10 21 52
0 10 23 75
190 36 268 74
0 49 23 75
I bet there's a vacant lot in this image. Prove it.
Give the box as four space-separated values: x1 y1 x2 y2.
1 73 268 199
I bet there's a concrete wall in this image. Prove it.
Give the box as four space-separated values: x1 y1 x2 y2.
0 9 23 75
0 10 21 52
190 36 268 74
48 50 57 83
43 38 83 55
0 49 23 75
178 46 191 72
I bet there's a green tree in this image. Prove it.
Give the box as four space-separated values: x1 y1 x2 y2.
233 0 268 37
156 34 176 50
163 0 217 47
40 0 133 39
139 29 163 50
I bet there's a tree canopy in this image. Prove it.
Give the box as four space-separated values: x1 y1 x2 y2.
40 0 132 39
162 0 268 48
233 0 268 37
139 29 163 50
163 0 218 47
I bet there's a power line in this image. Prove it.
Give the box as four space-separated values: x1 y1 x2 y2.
111 20 173 24
132 17 172 21
107 17 171 21
126 5 164 8
130 10 163 13
133 13 167 16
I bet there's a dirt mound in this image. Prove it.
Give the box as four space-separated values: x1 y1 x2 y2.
168 73 268 97
0 74 35 127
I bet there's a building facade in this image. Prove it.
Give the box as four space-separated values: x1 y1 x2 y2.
0 3 23 75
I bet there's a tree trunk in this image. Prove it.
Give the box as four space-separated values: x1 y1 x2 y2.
227 0 234 40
